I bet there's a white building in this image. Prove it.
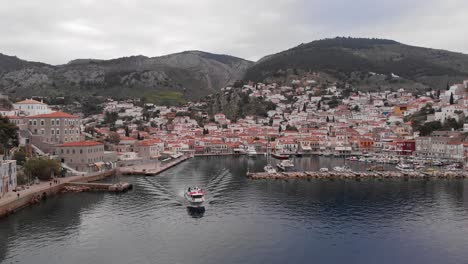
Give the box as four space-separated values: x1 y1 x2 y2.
0 160 17 196
13 99 52 116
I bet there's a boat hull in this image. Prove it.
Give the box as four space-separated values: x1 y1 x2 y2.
272 153 289 160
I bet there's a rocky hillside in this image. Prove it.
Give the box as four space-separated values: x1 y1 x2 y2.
0 51 252 103
244 37 468 92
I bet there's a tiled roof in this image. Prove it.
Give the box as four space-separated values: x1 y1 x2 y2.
15 99 45 105
57 141 102 147
28 111 78 118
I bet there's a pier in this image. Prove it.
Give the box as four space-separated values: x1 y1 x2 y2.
247 170 468 180
64 182 133 192
120 155 191 176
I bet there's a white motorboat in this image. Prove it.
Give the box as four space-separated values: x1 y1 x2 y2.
396 162 414 172
319 167 329 172
184 186 205 207
277 159 294 171
246 146 257 157
333 166 352 172
264 165 277 173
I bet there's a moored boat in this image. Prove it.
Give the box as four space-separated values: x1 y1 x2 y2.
277 159 294 171
264 164 277 173
272 153 289 160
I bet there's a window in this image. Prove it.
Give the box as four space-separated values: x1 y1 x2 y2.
80 149 83 154
33 120 37 126
72 149 75 154
56 119 60 126
40 120 44 126
51 120 55 126
51 129 55 135
29 120 32 126
56 129 60 135
61 149 64 154
66 149 69 154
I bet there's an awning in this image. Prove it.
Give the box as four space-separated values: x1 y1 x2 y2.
301 146 312 150
94 162 105 168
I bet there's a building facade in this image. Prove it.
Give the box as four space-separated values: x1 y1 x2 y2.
56 141 104 172
13 99 52 116
0 160 17 196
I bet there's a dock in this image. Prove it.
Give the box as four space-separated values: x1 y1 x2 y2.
246 170 468 180
120 155 191 176
64 182 133 192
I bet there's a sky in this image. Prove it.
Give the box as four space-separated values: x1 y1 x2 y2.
0 0 467 65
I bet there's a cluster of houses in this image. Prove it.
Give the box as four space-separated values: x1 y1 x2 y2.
1 75 468 196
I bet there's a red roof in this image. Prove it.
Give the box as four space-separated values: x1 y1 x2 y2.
57 141 103 147
29 111 78 118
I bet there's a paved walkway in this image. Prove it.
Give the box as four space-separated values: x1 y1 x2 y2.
0 171 113 207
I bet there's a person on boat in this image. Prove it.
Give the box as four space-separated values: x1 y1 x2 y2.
188 187 191 192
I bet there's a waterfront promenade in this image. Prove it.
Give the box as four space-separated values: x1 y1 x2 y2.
0 170 115 218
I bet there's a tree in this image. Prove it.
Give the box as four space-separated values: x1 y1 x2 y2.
24 158 61 180
449 92 454 105
203 128 209 135
125 126 130 137
108 132 120 144
0 116 18 155
13 147 27 165
317 100 321 110
326 116 330 122
332 116 335 122
104 112 118 124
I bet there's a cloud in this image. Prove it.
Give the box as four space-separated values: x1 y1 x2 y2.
0 0 466 64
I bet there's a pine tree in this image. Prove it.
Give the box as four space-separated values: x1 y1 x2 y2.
450 92 454 105
326 116 330 122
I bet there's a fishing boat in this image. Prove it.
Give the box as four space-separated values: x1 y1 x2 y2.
277 159 294 171
184 186 205 207
272 153 289 160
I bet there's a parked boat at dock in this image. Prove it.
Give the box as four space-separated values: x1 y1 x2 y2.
277 159 294 171
272 153 289 160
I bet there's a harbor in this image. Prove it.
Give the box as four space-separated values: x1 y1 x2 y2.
247 170 468 180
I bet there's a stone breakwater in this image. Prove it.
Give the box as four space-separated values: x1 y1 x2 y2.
247 171 468 180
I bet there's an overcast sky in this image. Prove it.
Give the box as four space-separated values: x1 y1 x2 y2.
0 0 466 65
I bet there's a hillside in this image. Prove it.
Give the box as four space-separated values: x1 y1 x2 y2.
244 37 468 91
0 51 252 104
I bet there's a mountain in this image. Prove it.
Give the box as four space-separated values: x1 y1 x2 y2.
0 51 252 104
244 37 468 91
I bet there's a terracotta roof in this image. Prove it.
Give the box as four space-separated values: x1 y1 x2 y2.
57 141 103 147
28 111 79 118
15 99 45 105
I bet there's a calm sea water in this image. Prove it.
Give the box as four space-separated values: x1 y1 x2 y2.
1 156 468 264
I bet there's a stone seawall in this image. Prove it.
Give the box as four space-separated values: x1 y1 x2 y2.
247 171 468 180
0 170 115 218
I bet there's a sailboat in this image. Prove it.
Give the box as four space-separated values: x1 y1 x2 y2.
264 135 277 173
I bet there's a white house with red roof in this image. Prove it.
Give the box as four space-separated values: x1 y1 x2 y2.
13 99 52 116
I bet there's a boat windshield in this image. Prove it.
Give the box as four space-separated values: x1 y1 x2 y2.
192 195 203 199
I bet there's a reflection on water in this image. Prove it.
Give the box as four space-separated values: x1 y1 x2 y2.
187 206 205 218
1 156 468 264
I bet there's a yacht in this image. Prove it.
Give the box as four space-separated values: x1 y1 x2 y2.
264 164 277 173
184 186 205 207
246 146 257 157
277 159 294 171
333 166 352 172
396 162 414 172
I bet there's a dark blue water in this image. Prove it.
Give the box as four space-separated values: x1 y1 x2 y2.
1 156 468 264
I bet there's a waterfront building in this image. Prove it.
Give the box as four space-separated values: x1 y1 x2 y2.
0 160 17 196
13 99 52 116
26 111 83 153
56 141 105 172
